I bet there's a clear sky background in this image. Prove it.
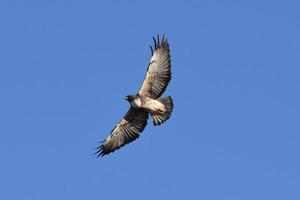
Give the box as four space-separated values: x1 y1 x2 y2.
1 0 299 199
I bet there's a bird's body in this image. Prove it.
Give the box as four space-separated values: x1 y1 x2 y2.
126 95 166 114
96 35 173 156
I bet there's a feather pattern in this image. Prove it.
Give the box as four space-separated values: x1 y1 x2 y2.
96 107 148 157
139 34 171 99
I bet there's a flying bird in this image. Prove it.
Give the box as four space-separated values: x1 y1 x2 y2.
96 35 173 156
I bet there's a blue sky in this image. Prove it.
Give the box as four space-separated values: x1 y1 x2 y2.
1 0 299 199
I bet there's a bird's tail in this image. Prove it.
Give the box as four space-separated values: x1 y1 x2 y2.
151 96 174 126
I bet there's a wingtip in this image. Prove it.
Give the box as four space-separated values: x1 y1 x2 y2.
162 34 165 43
151 34 168 50
150 45 153 55
94 148 107 157
94 141 109 157
152 37 157 49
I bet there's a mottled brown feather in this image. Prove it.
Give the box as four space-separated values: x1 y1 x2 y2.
139 35 171 99
96 107 148 156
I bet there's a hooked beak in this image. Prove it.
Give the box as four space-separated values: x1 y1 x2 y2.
124 96 129 100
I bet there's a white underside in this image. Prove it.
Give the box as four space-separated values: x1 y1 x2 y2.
131 97 165 113
130 98 142 108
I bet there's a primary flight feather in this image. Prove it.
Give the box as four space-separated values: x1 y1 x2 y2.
96 35 173 157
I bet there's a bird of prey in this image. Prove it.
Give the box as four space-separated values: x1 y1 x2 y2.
96 35 173 157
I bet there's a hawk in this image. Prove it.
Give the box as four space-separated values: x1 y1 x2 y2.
96 35 173 157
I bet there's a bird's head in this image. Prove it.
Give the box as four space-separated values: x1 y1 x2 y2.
124 95 135 102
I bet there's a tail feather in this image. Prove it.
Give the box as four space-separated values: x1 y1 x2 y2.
151 96 173 126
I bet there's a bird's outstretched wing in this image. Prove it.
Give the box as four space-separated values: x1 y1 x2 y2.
96 107 148 156
139 34 171 99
